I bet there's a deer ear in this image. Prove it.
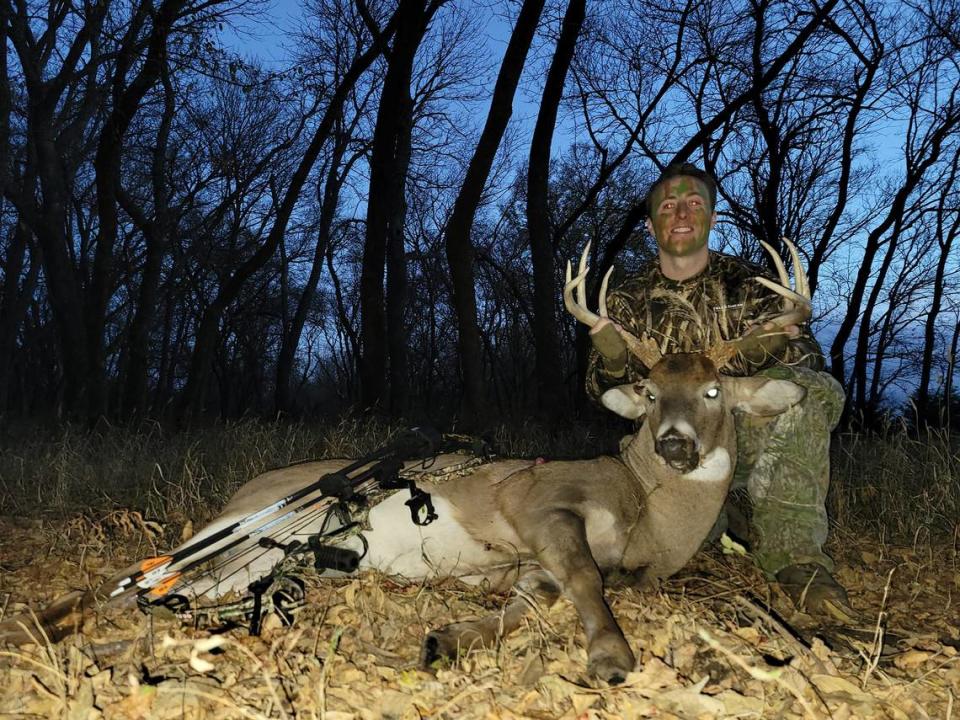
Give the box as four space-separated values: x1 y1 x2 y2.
601 384 647 420
725 377 806 416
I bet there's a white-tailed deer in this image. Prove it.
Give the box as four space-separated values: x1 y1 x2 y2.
1 241 811 684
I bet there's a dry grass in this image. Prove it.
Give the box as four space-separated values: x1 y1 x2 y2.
2 416 956 543
0 418 616 534
830 421 960 542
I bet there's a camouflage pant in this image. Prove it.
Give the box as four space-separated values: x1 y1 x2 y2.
723 366 845 577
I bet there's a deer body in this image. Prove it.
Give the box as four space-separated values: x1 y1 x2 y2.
276 355 792 683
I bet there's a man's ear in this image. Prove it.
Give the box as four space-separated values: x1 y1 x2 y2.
709 211 717 229
601 384 647 420
645 218 654 236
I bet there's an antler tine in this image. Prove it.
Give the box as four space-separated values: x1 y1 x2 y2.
563 242 600 326
754 237 811 320
710 237 813 372
598 265 614 318
574 240 591 310
758 239 790 288
785 236 810 300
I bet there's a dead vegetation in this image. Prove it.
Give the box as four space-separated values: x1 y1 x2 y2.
0 420 958 718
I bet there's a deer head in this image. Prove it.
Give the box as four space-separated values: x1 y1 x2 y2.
599 354 803 472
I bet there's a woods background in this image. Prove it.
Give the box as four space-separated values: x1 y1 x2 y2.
1 0 959 429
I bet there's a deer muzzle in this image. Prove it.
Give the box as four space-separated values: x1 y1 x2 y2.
654 430 700 473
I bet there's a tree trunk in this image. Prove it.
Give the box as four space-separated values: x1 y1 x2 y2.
119 60 176 418
526 0 585 417
749 0 783 251
947 321 960 431
87 0 182 418
917 149 960 413
386 107 412 415
275 134 353 413
0 221 39 413
807 15 882 294
829 114 956 400
359 0 439 412
444 0 545 426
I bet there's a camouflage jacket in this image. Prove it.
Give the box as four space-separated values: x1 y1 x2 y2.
586 251 824 402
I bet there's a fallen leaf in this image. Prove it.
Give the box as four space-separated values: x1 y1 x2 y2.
811 673 876 705
570 692 598 714
893 650 934 670
733 626 762 645
720 532 749 556
653 677 726 717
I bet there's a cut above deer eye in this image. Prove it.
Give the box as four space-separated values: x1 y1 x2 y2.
705 387 720 399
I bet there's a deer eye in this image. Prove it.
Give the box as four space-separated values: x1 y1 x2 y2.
646 393 657 402
705 387 720 399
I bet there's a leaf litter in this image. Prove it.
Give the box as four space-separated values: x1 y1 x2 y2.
0 515 957 719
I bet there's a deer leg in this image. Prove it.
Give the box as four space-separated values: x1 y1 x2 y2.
421 569 560 667
519 509 635 684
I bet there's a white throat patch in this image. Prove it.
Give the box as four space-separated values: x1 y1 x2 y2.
683 447 731 483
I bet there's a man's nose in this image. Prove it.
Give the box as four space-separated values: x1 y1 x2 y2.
676 199 689 217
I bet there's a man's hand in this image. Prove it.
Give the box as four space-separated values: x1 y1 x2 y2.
590 319 628 374
739 321 800 364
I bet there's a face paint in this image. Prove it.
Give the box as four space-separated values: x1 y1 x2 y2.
648 176 714 258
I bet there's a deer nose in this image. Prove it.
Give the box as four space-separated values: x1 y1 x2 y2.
655 431 698 471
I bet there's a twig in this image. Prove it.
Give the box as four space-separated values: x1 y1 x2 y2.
697 627 824 720
317 626 343 720
430 679 497 717
859 566 896 689
733 595 833 671
155 683 270 720
232 639 291 720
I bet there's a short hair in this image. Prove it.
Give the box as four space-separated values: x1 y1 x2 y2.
645 163 718 216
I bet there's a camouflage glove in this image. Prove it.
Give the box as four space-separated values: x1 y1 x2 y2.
590 324 628 375
737 325 790 365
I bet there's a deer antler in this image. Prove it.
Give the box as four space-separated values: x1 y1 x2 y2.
705 236 812 369
564 243 663 369
754 237 811 326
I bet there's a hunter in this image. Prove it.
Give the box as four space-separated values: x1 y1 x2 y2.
586 162 851 616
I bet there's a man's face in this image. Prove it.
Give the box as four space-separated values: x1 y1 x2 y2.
645 176 716 258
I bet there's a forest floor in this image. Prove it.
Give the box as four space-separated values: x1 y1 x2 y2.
0 512 957 719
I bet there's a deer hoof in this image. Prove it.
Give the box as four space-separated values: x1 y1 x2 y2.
587 631 635 685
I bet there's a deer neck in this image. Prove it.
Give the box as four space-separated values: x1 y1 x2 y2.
618 415 737 574
620 415 738 493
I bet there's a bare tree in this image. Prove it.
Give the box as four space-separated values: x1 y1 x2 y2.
526 0 585 417
914 145 960 416
443 0 545 424
359 0 446 413
830 19 960 416
182 0 401 417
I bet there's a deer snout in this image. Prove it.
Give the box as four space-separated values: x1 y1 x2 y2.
654 429 700 473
